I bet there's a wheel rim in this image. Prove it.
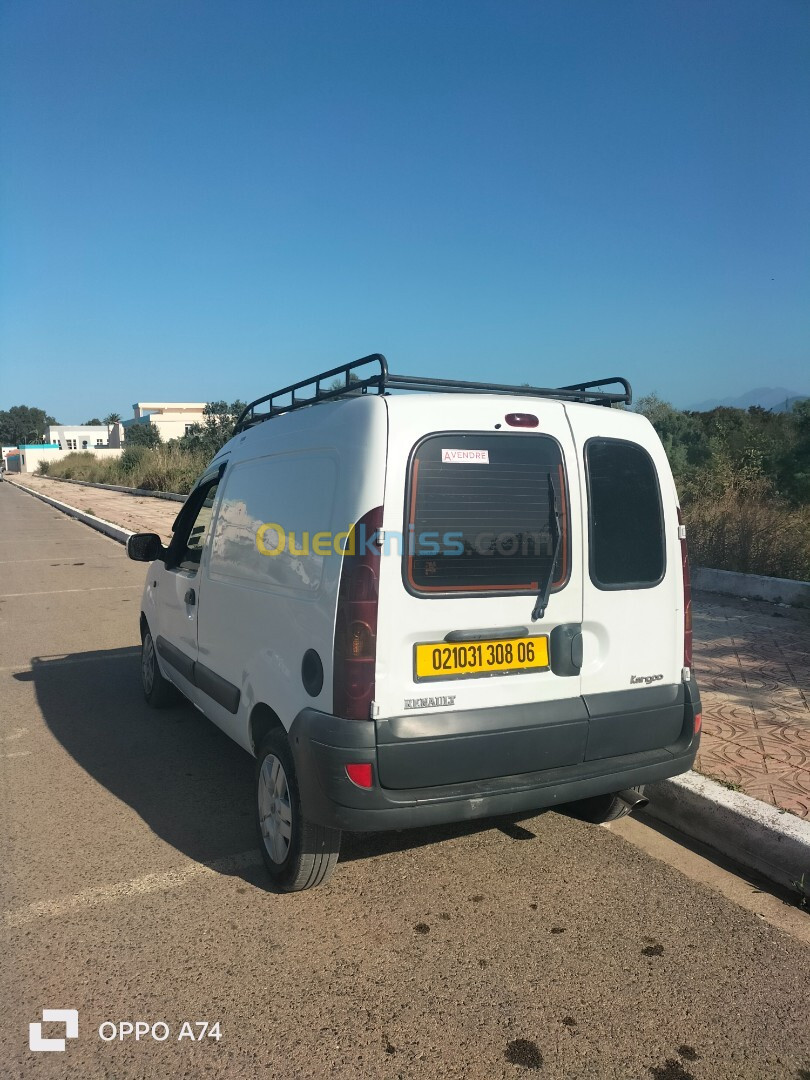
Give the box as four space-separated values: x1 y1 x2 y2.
142 633 155 695
258 754 293 865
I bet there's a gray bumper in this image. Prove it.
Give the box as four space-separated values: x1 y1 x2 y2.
289 680 701 832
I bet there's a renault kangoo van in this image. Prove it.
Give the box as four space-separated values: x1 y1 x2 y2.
127 355 701 891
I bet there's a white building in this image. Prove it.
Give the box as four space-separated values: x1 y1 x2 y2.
122 402 208 443
48 424 111 451
4 443 123 474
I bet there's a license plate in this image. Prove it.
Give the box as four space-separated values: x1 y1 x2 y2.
413 635 550 682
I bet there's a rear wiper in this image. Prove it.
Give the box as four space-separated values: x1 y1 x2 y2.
531 473 562 622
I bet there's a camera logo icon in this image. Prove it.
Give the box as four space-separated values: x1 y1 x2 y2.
29 1009 79 1052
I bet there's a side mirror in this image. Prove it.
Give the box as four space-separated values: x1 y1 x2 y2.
126 532 165 562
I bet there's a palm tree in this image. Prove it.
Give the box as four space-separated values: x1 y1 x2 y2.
103 412 122 424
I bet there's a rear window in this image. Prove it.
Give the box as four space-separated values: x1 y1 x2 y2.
405 433 569 596
586 438 665 588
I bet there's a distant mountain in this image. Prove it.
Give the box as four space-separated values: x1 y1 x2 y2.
686 387 808 413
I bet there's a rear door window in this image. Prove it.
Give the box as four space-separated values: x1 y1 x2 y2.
586 438 665 589
404 433 569 596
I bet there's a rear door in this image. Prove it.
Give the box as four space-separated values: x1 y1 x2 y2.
374 396 585 726
563 407 684 758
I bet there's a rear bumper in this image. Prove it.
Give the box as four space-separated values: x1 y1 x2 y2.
289 680 701 832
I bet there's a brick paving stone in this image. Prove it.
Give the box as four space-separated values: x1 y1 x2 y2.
694 590 810 818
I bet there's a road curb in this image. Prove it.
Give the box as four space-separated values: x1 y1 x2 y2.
6 478 133 546
693 566 810 608
645 771 810 894
36 475 186 502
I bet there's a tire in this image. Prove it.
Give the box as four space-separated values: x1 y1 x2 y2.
255 729 341 892
140 627 180 708
564 785 646 824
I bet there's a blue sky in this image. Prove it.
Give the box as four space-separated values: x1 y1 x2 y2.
1 0 808 423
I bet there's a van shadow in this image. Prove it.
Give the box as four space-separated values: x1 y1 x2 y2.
18 647 539 888
16 647 267 883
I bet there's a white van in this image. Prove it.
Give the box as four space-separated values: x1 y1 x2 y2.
127 355 701 891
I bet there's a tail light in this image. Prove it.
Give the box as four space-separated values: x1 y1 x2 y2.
333 506 382 720
678 507 692 676
345 763 373 788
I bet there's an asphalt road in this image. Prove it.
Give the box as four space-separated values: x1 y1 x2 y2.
1 482 809 1080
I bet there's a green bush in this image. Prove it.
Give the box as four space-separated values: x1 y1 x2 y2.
44 446 209 495
124 421 162 448
119 445 150 474
636 394 810 581
132 445 209 493
45 451 105 482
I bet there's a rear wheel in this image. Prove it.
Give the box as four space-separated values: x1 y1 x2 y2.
140 627 180 708
564 785 646 824
255 730 341 892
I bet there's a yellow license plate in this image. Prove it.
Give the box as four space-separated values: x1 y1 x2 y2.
414 636 549 682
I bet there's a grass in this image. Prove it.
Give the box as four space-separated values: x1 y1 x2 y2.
681 469 810 582
706 775 743 793
39 446 210 496
792 872 809 910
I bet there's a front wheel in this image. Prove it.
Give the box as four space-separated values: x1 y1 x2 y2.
140 628 180 708
255 730 341 892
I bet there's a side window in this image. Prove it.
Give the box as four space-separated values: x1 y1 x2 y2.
172 476 222 572
586 438 665 589
207 453 338 595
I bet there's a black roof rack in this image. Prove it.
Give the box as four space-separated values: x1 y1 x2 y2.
233 353 632 434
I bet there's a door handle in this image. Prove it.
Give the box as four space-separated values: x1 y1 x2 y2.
184 588 196 606
549 623 582 677
445 626 528 642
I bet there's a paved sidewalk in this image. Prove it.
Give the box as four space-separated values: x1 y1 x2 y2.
8 472 179 541
694 591 810 818
8 474 810 818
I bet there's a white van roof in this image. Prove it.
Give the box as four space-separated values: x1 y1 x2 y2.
233 354 633 436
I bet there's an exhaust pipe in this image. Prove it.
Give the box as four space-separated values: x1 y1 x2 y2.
616 788 649 813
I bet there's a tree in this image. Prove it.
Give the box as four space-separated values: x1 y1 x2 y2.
124 422 162 448
778 398 810 504
0 405 58 445
689 404 792 494
634 394 709 479
103 412 122 425
178 400 246 458
84 418 102 426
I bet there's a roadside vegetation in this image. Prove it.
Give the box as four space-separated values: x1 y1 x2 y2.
37 401 244 495
34 394 810 580
38 444 211 495
635 395 810 580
